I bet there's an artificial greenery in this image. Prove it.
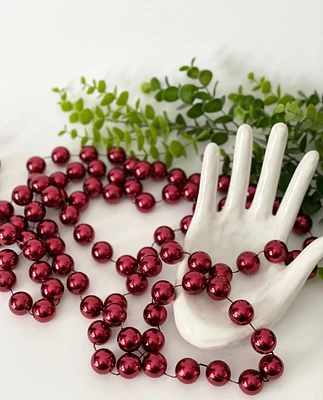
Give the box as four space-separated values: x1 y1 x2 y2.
54 58 323 215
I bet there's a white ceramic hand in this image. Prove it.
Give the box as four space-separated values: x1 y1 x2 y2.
174 123 323 349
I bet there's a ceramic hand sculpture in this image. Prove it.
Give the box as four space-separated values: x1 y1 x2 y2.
174 123 323 349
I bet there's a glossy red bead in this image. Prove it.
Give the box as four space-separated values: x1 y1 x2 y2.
59 205 80 225
0 270 16 292
247 184 257 201
143 352 167 378
67 272 90 294
259 354 284 380
160 240 183 264
123 157 138 174
51 146 70 165
88 159 106 177
32 298 56 323
153 226 175 246
207 276 231 301
9 215 28 234
91 349 115 375
9 291 33 315
124 179 143 199
264 240 288 263
27 156 46 174
108 147 126 164
182 182 199 202
180 215 192 235
217 174 230 193
23 239 46 261
151 280 175 305
41 278 64 300
188 173 201 186
45 236 66 256
209 263 233 282
73 224 95 245
139 255 162 277
134 161 151 180
206 360 231 386
142 328 165 352
236 251 260 275
102 183 123 204
69 191 89 212
104 293 128 309
0 223 17 245
293 214 313 234
91 241 113 263
80 146 98 163
151 161 167 180
83 177 103 198
188 251 212 274
103 303 127 327
0 200 14 220
41 186 61 208
87 320 111 344
49 171 68 188
58 188 68 207
52 254 74 275
229 299 254 325
12 185 32 205
66 162 86 181
37 219 59 239
0 249 19 270
143 303 167 326
117 353 141 379
175 358 200 384
29 261 52 283
182 271 206 294
29 174 50 193
308 266 318 279
137 246 158 261
303 236 317 249
117 327 142 352
135 193 156 213
218 197 226 211
251 328 277 354
116 255 138 277
107 167 127 184
272 197 282 215
162 184 181 204
24 201 46 222
284 250 301 266
238 369 264 395
126 273 148 295
17 230 37 249
80 295 103 319
168 168 186 185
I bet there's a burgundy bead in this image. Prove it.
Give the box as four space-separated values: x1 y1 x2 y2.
37 219 59 239
134 161 151 180
207 276 231 301
92 241 113 263
229 299 254 325
251 328 277 354
123 157 138 174
143 352 167 378
59 205 80 225
87 320 111 344
117 327 142 352
151 161 167 180
303 236 317 249
104 293 128 309
293 214 313 234
0 223 17 245
29 174 50 193
218 197 226 211
69 191 89 212
45 236 66 256
209 263 233 282
108 146 126 164
67 271 90 294
116 255 138 277
247 184 257 201
217 174 230 193
308 266 318 279
103 303 127 327
52 254 74 275
182 271 206 294
264 240 288 263
139 255 162 277
135 193 156 213
160 240 183 264
24 201 46 222
162 184 181 204
12 185 32 206
102 183 123 204
188 173 201 186
9 291 33 315
126 273 148 295
284 250 301 266
188 251 212 274
107 167 127 184
259 354 284 380
124 179 143 199
29 261 52 283
32 298 56 323
0 200 14 220
0 270 16 292
66 162 86 181
59 188 68 207
88 159 106 177
83 177 103 198
238 369 264 395
17 230 37 249
41 186 61 208
0 249 19 271
73 224 95 245
41 278 64 300
143 303 167 326
49 171 68 188
182 182 199 202
272 197 282 215
27 156 46 174
23 239 46 261
236 251 260 275
180 215 192 235
117 353 141 379
80 146 98 163
245 200 252 209
151 280 175 305
137 246 158 261
175 358 200 384
153 226 175 246
9 215 28 234
142 329 165 352
206 360 231 386
168 168 186 185
51 146 70 165
91 349 116 375
80 295 103 319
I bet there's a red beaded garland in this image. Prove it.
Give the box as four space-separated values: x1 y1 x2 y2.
303 236 317 249
123 157 138 174
207 276 231 301
272 197 281 215
159 240 183 264
0 249 19 270
175 358 200 384
107 146 126 164
151 280 175 305
45 236 66 256
12 185 32 206
126 273 148 295
236 251 260 275
59 205 80 225
153 226 175 246
209 263 233 282
66 162 86 181
151 161 167 180
9 215 28 234
188 173 201 186
51 147 70 165
117 327 142 352
168 168 186 185
162 184 181 204
92 241 113 263
293 214 312 234
238 369 264 395
137 246 158 261
247 184 257 201
182 182 199 202
91 349 116 375
0 223 17 245
143 303 167 326
117 353 141 379
229 300 254 325
41 278 64 300
0 200 14 220
206 360 231 386
88 159 106 177
17 230 37 249
0 270 17 292
116 255 138 277
217 174 230 193
124 179 143 199
29 261 52 283
251 328 277 354
67 272 90 294
32 298 56 323
73 224 95 245
182 271 206 295
103 183 123 204
23 239 46 261
134 161 151 180
52 254 74 275
24 201 46 222
37 219 59 239
139 255 163 277
80 295 103 319
143 352 167 378
284 250 301 266
103 303 127 327
142 328 165 352
27 156 46 174
29 174 50 193
218 197 226 211
41 186 61 208
80 146 98 163
87 320 111 344
9 291 33 315
83 177 103 198
69 191 89 212
107 167 127 185
259 354 284 380
104 293 128 309
264 240 288 263
180 215 192 235
135 193 156 213
188 251 212 274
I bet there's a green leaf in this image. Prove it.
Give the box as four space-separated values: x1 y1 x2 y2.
317 268 323 279
198 70 213 86
307 93 320 106
299 135 307 152
61 101 73 112
124 131 132 146
169 140 185 157
81 136 89 147
113 127 124 140
150 78 160 90
195 130 210 141
116 91 129 106
101 93 115 106
187 67 199 79
97 80 106 93
154 90 164 102
240 95 254 110
203 99 223 113
165 151 173 168
278 94 294 105
275 104 285 113
75 98 84 111
302 195 321 215
253 142 264 162
175 114 186 127
264 95 278 106
163 87 179 102
80 108 93 124
306 104 317 121
279 172 292 192
150 146 159 159
95 106 104 118
128 111 143 124
137 132 145 151
60 92 67 101
234 107 244 120
214 116 232 124
70 129 77 139
87 86 95 94
179 65 189 71
187 103 203 119
52 87 60 93
211 132 228 145
81 76 86 85
261 81 271 94
58 130 65 136
141 82 151 93
316 175 323 196
178 84 198 104
69 112 79 123
248 72 254 80
252 85 261 91
94 119 104 130
145 105 155 120
195 92 212 100
112 110 121 119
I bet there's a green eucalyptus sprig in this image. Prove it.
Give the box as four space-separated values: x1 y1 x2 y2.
54 58 323 215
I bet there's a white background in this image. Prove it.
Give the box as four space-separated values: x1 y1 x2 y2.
1 1 323 399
